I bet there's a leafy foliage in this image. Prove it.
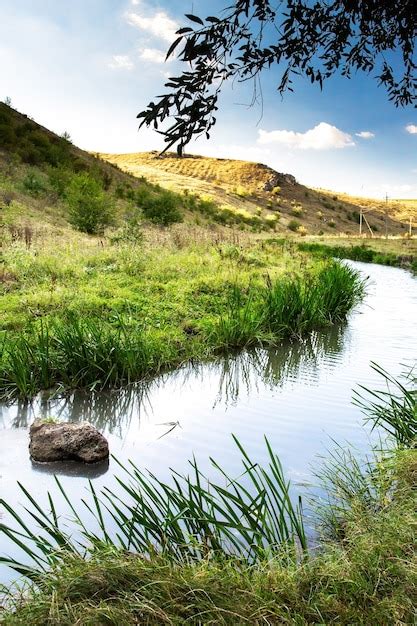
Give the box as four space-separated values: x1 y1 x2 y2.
66 173 115 234
138 1 417 153
136 187 183 225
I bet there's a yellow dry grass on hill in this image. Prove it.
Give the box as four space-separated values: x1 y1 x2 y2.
100 151 414 237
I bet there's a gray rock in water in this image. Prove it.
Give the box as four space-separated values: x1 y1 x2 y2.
29 420 109 464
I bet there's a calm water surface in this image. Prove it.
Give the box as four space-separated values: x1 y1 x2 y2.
1 261 416 584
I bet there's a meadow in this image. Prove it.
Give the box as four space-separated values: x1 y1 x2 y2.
0 225 364 398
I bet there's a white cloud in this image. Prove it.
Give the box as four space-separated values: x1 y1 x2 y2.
125 10 179 42
355 131 375 139
108 54 134 70
257 122 355 150
139 47 167 64
406 124 417 134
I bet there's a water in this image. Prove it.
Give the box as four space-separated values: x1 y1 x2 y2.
1 261 416 584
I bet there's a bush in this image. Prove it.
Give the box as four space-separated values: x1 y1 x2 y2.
66 173 115 234
234 185 249 197
328 219 336 228
48 166 73 197
0 122 16 147
288 219 301 232
21 171 47 196
139 189 183 226
291 205 303 217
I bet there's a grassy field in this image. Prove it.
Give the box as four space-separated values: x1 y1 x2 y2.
0 224 365 398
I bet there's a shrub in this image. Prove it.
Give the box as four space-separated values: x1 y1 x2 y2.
271 186 281 195
196 195 218 218
291 205 303 217
48 166 73 197
234 185 249 197
139 189 183 226
297 225 308 236
328 219 336 228
288 219 301 232
21 171 47 196
115 184 126 199
265 214 279 229
0 122 16 147
66 173 115 234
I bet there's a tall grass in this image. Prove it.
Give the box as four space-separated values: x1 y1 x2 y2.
353 362 417 446
210 261 365 347
0 316 171 399
0 261 365 398
0 437 306 580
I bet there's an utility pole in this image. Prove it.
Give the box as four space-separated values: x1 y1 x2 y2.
359 207 363 236
384 193 388 239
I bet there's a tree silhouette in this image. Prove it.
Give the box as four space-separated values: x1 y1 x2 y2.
138 0 416 154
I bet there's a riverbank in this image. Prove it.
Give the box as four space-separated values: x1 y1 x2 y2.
0 231 364 399
1 374 416 624
297 237 417 273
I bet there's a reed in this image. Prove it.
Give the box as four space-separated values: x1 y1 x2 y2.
353 362 417 446
0 437 306 580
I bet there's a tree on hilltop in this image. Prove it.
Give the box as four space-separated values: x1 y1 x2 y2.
138 0 417 154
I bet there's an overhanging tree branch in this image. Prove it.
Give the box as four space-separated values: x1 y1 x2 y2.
138 0 417 155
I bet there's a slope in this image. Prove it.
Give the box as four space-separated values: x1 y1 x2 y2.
100 151 414 236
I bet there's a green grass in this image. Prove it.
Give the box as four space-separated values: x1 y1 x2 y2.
298 240 417 273
0 436 306 581
0 243 365 398
1 450 415 624
354 362 417 446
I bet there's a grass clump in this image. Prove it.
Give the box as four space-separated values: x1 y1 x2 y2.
0 436 306 581
354 362 417 446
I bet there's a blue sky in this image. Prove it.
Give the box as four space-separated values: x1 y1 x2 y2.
1 0 417 198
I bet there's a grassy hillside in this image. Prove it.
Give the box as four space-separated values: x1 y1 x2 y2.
100 151 414 236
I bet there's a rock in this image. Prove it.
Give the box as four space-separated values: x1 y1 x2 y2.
263 172 297 191
29 420 109 464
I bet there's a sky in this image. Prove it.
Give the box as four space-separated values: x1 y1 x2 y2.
1 0 417 198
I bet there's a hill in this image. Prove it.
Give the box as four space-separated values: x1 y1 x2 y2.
99 151 415 236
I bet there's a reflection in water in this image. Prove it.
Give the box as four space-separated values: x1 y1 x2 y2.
6 324 348 434
212 324 347 406
31 458 110 479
